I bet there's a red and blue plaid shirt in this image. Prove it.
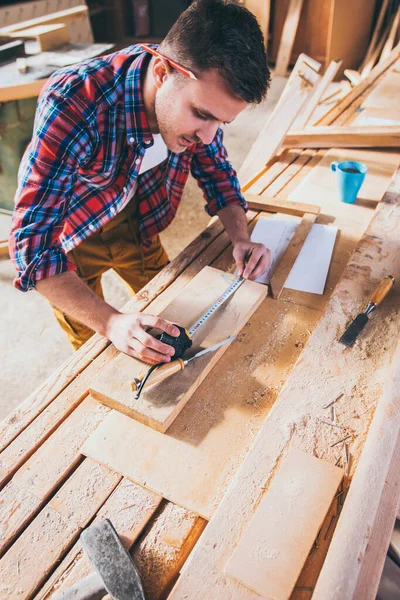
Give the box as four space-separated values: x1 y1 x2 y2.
10 44 247 292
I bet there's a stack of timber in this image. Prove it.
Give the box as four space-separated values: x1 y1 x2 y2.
1 43 400 600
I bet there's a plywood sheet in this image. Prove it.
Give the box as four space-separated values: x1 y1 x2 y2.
288 148 400 209
89 267 267 433
225 448 342 599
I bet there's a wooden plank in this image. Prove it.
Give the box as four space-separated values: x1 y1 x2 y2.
270 212 317 299
361 22 391 79
7 24 70 52
0 399 110 555
380 5 400 64
313 339 400 600
225 449 342 599
0 458 119 599
132 502 206 600
0 5 88 34
89 266 268 433
168 170 400 599
360 0 391 72
315 44 400 126
82 280 319 522
344 69 362 87
295 60 343 128
245 193 320 216
245 0 271 46
0 240 9 259
240 65 316 189
0 218 225 453
274 0 305 76
35 478 162 599
284 126 400 149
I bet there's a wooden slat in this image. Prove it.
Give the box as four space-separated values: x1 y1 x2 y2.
35 478 162 599
361 22 392 79
245 193 320 216
284 126 400 149
132 502 206 600
89 267 267 432
295 60 343 128
0 398 110 555
240 65 316 189
315 44 400 126
314 337 400 600
274 0 305 76
168 170 400 599
270 212 317 299
0 458 119 599
0 5 88 34
225 449 342 599
344 69 362 87
360 0 391 72
380 5 400 64
0 218 225 453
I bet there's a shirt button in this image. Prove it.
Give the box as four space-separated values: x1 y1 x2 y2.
123 186 127 193
135 158 141 164
129 137 135 143
88 224 95 231
110 207 116 215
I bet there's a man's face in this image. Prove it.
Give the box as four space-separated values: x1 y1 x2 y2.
153 66 248 152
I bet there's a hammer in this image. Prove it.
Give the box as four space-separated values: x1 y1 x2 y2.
52 519 145 600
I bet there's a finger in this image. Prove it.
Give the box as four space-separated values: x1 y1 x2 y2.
232 248 245 277
140 314 180 337
135 328 175 357
128 337 171 364
243 246 264 279
249 249 271 281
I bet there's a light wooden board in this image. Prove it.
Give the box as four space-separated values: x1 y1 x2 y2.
360 0 390 72
270 212 317 299
288 148 400 209
89 266 268 433
294 60 342 128
82 286 319 522
244 193 320 216
225 448 342 599
284 126 400 149
274 0 305 76
239 67 315 188
313 341 400 600
168 171 400 600
380 6 400 63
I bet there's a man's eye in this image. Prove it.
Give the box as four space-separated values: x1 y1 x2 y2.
195 110 208 121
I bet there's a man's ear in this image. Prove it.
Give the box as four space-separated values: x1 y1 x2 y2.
152 57 172 89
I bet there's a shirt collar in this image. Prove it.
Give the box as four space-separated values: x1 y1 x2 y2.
125 45 156 148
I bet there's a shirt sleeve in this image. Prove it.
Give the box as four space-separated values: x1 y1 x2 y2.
10 88 92 292
190 127 248 217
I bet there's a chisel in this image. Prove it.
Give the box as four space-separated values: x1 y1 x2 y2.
132 336 236 397
339 275 395 347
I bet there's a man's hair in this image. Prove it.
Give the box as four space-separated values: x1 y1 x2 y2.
159 0 270 104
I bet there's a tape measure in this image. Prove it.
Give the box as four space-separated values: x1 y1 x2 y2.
158 276 245 359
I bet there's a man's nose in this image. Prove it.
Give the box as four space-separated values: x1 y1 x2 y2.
196 121 219 145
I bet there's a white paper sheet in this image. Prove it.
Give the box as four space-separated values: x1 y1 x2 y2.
250 215 338 295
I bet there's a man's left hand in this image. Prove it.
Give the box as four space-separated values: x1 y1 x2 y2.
233 239 271 281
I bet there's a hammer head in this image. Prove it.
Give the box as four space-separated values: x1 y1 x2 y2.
81 519 145 600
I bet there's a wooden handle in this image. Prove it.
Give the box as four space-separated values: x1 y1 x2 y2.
146 359 185 387
370 276 395 306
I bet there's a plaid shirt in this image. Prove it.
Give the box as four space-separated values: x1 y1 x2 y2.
10 44 247 292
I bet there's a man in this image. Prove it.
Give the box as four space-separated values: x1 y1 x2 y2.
10 0 271 365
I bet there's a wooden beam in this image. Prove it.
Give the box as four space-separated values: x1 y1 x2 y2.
296 59 343 128
240 63 316 189
344 69 362 87
269 212 317 299
361 22 391 78
7 24 70 52
245 193 320 216
315 44 400 126
274 0 305 76
225 449 342 599
88 266 267 433
360 0 390 72
380 5 400 64
0 5 88 35
313 339 400 600
284 126 400 149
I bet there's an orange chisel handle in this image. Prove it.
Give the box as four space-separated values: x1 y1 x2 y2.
370 275 395 306
131 359 185 392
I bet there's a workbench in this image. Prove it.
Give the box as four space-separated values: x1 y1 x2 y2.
0 53 399 600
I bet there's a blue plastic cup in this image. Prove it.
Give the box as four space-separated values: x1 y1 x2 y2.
331 160 368 204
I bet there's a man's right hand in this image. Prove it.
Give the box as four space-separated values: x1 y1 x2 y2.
106 312 180 364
